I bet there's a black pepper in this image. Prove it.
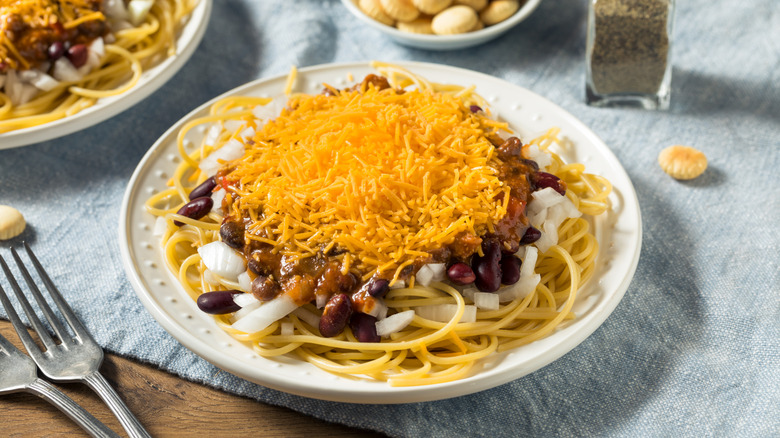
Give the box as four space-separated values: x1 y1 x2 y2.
586 0 674 108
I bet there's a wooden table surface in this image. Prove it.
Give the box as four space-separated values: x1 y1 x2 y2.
0 320 385 437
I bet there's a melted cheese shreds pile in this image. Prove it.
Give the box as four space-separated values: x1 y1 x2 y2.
224 84 509 280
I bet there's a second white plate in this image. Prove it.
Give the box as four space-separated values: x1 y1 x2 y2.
119 61 642 404
0 0 212 149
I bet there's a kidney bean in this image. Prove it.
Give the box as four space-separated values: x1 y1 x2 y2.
251 275 279 301
173 197 213 226
246 250 269 276
189 176 216 200
66 44 88 68
220 221 245 249
520 226 542 244
472 239 502 292
521 158 540 171
349 312 380 343
319 294 352 337
447 262 476 285
367 279 389 298
532 172 567 196
197 290 242 314
500 255 521 285
48 41 65 60
469 105 483 113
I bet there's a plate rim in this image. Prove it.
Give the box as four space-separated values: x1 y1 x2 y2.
0 0 213 150
119 60 642 403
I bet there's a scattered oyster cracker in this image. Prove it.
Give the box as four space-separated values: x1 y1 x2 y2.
658 145 708 180
432 5 478 34
0 205 26 240
379 0 419 22
480 0 520 26
412 0 452 15
397 17 434 34
360 0 396 26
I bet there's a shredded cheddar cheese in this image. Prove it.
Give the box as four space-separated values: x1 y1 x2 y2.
223 81 511 280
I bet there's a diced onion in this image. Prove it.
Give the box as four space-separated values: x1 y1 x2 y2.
498 247 541 302
520 247 538 279
367 298 388 320
416 263 446 286
19 70 59 92
280 322 294 336
52 57 82 82
152 215 167 236
233 292 259 308
103 0 129 20
210 188 226 214
532 187 566 209
202 269 219 286
229 299 261 323
127 0 154 25
204 123 221 146
376 310 415 337
199 139 244 176
293 307 321 327
535 221 557 254
390 280 406 289
4 70 38 105
197 241 246 280
460 286 477 303
525 145 552 169
498 274 541 302
237 271 252 293
240 126 255 140
84 38 105 69
415 265 434 287
473 292 499 310
231 294 298 333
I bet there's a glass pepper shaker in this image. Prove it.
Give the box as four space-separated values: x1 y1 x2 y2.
585 0 675 110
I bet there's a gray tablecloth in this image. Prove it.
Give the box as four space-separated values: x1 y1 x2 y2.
1 0 778 436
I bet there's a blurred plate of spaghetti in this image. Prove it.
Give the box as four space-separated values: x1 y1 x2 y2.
0 0 211 149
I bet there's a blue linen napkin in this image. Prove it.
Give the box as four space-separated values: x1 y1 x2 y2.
1 0 778 436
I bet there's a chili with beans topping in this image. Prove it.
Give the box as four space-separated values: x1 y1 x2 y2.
195 75 569 339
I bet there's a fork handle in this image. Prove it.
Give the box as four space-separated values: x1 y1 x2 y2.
84 371 152 438
27 378 119 438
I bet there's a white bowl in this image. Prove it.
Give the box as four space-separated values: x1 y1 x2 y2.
340 0 543 50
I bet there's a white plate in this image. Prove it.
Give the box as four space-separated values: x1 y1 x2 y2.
0 0 213 150
119 61 642 404
341 0 543 51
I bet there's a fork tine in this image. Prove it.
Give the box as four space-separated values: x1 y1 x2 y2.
10 247 74 346
22 243 96 344
0 258 56 356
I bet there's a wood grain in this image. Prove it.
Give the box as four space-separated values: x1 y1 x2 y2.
0 320 384 438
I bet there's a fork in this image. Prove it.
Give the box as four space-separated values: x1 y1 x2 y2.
0 243 151 438
0 330 118 437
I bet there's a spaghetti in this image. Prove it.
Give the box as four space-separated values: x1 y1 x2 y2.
0 0 197 133
145 63 612 385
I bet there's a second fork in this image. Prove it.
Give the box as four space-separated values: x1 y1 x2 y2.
0 244 151 438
